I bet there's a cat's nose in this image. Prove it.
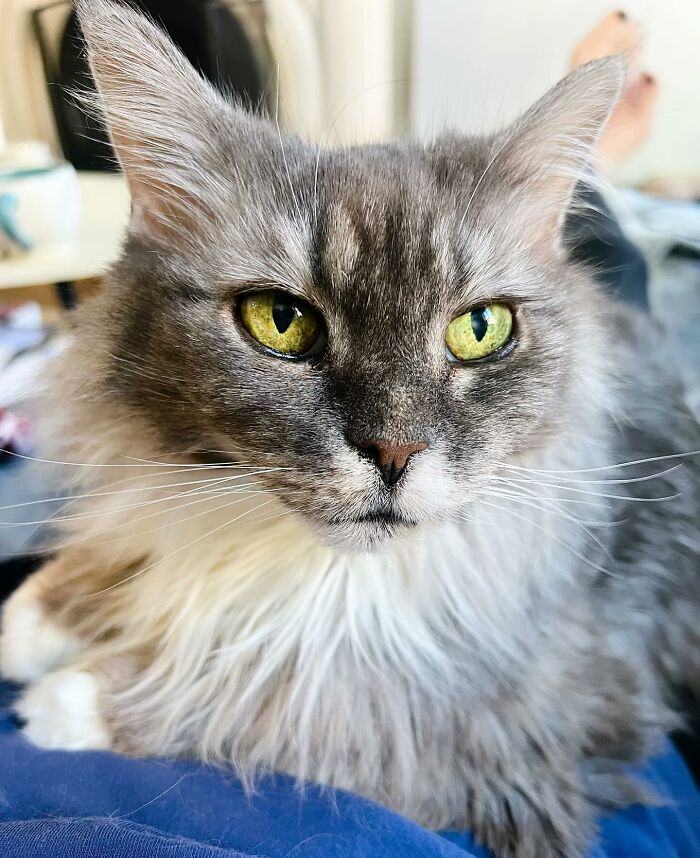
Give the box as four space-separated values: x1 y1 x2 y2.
357 439 428 487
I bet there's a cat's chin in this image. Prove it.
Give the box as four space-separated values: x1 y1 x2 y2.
314 517 419 553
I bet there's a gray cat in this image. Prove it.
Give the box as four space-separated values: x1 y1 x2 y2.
1 2 698 857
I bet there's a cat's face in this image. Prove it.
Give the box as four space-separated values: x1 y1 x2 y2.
80 0 622 549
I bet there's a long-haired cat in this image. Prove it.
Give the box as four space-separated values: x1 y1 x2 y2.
2 2 699 856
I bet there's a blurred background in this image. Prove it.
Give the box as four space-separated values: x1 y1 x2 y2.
0 0 698 558
3 1 700 180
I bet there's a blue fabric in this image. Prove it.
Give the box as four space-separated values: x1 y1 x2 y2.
0 681 699 858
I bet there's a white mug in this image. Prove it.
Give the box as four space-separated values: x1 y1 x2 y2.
0 162 79 255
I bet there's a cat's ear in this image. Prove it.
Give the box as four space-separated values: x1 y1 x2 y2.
77 0 234 244
494 57 625 253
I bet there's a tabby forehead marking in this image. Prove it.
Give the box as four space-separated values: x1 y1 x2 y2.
432 217 455 283
322 204 361 282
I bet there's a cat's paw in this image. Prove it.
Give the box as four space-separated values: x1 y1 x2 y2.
0 576 81 683
15 669 112 751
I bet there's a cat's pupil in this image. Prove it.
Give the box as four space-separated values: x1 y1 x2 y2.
272 300 297 334
471 308 489 342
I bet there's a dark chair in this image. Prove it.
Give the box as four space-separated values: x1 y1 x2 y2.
31 0 272 171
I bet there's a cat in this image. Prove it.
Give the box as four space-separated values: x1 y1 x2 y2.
1 2 699 857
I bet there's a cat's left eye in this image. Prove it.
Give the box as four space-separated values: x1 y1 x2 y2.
445 303 514 362
239 291 323 358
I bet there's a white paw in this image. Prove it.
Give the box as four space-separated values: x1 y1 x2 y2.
0 577 81 683
16 669 111 751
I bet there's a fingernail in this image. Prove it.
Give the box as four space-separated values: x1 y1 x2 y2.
617 10 628 19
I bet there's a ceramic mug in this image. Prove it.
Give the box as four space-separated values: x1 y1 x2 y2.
0 162 79 255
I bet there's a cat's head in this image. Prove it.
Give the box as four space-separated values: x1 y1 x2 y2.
76 0 623 550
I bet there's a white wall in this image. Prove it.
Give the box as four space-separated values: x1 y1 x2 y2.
268 0 409 146
410 0 700 185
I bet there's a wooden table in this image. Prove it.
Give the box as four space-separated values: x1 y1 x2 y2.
0 171 129 308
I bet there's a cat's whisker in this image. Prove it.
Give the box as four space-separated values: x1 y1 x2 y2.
85 496 278 597
484 488 615 562
473 497 622 580
1 490 233 529
3 486 268 559
0 468 288 516
53 493 300 556
3 450 293 471
89 460 286 492
492 478 630 528
494 449 700 476
491 479 609 519
122 455 291 470
491 476 608 508
199 447 293 461
50 487 298 552
494 463 683 486
1 464 281 524
2 478 281 529
490 470 681 504
499 480 680 504
2 449 288 471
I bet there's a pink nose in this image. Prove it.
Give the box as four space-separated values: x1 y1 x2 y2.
357 439 428 487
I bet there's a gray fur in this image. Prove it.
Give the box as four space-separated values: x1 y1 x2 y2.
6 3 700 857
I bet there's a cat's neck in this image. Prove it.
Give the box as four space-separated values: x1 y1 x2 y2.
94 428 606 690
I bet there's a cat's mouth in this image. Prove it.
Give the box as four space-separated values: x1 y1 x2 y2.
330 509 418 527
318 509 420 550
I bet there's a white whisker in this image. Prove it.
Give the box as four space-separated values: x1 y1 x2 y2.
85 496 278 597
472 498 621 580
484 488 614 562
495 464 683 486
0 468 289 517
495 449 699 476
55 487 295 551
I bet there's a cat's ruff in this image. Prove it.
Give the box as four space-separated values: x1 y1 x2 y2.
5 485 581 764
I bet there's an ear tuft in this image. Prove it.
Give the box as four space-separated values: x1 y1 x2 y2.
76 0 229 244
493 55 625 252
508 55 625 157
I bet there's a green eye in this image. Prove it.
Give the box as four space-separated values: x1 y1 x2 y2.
445 303 514 362
239 291 322 357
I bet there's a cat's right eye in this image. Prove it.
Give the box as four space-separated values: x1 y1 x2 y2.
445 303 514 362
238 291 324 359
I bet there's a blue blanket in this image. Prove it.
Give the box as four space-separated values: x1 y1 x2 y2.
0 680 699 858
